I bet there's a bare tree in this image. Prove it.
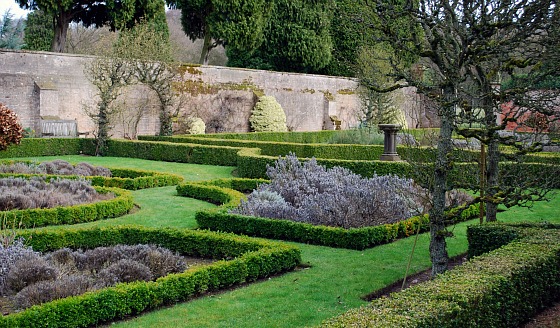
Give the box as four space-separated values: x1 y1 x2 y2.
367 0 559 275
84 53 135 155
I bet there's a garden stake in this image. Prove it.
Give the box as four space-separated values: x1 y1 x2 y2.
401 221 422 291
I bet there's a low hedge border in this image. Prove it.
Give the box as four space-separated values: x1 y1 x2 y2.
0 226 301 328
320 223 560 327
177 179 480 250
94 139 242 166
0 187 134 228
0 167 184 190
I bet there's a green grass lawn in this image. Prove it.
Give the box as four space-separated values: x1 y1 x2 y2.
9 156 560 327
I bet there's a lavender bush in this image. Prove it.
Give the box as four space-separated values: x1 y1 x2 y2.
230 154 429 228
0 160 112 177
0 243 187 310
0 177 110 211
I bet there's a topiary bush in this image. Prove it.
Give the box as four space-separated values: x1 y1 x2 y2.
0 103 24 151
249 96 288 132
183 116 206 135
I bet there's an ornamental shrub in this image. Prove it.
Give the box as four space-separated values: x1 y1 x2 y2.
184 116 206 135
0 160 112 177
230 154 427 228
0 103 24 151
0 177 111 211
0 238 37 295
249 96 288 132
3 243 188 310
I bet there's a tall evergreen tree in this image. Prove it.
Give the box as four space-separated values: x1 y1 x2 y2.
227 0 334 73
22 10 53 51
16 0 168 52
0 10 25 50
167 0 269 65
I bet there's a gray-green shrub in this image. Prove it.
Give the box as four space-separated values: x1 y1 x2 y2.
230 154 427 228
96 259 153 287
0 177 111 211
14 275 94 309
0 238 37 295
0 160 112 177
4 244 188 310
5 253 57 293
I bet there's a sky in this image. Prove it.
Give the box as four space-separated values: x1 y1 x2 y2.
0 0 31 19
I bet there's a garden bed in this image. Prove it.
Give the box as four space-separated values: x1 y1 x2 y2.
0 226 301 327
1 186 133 228
0 160 183 190
177 178 479 250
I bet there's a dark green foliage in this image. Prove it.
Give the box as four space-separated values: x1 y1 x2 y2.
0 138 86 158
22 10 53 51
3 136 557 188
0 10 25 50
168 0 268 64
102 139 241 166
321 223 560 327
16 0 168 52
227 0 334 73
0 226 301 327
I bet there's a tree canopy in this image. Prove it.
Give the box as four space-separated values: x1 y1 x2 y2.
367 0 559 276
16 0 168 52
0 10 25 50
167 0 269 64
227 0 334 73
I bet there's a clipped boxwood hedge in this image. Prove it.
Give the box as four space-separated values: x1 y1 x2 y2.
0 187 133 228
320 223 560 328
97 139 241 166
177 179 479 250
0 226 301 328
0 138 87 158
0 167 183 190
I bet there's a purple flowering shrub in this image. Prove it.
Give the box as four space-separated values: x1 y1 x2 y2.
0 243 187 310
230 154 429 228
0 160 112 177
0 177 112 211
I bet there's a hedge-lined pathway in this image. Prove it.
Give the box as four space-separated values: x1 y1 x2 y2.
13 156 560 327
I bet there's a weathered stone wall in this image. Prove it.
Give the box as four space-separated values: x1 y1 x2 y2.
0 49 365 136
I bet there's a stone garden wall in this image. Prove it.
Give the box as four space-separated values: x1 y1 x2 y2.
0 49 362 137
0 49 436 137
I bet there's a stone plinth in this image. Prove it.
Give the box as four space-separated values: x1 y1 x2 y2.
379 124 402 161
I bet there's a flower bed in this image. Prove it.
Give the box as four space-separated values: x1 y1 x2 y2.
177 178 479 250
0 226 301 327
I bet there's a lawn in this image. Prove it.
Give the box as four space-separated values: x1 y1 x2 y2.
9 156 560 327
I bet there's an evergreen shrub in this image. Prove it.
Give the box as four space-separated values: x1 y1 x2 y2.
181 178 479 250
249 96 288 132
320 223 560 327
231 154 427 228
